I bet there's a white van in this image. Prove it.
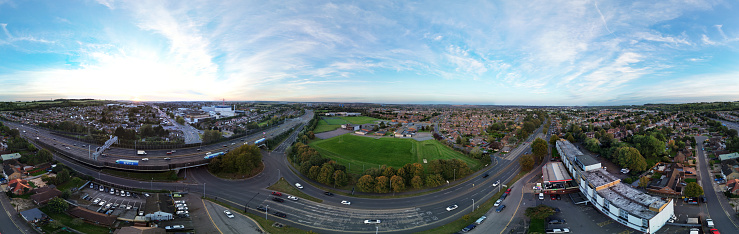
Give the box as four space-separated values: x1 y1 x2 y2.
539 193 544 200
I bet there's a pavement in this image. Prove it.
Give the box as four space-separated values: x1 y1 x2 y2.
694 135 739 233
0 192 34 234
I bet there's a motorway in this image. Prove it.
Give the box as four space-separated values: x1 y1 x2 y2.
1 114 548 233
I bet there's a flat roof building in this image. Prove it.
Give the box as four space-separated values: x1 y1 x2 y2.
542 162 572 183
556 139 673 234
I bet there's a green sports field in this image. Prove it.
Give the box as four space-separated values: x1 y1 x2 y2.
309 134 480 174
313 116 381 133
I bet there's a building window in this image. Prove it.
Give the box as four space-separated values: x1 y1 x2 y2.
642 218 649 227
619 209 628 220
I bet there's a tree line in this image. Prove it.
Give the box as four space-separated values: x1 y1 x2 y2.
208 144 262 175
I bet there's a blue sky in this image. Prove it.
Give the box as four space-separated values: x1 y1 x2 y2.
1 0 738 105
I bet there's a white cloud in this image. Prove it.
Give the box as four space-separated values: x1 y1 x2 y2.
701 34 717 45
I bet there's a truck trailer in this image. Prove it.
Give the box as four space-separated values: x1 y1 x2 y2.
137 150 147 155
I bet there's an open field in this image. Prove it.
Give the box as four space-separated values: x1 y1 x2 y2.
309 134 480 174
314 116 382 133
338 116 381 125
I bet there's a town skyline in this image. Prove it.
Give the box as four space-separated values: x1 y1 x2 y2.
2 0 739 105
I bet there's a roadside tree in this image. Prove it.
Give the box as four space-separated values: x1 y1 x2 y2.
684 182 704 198
357 175 375 192
518 154 535 171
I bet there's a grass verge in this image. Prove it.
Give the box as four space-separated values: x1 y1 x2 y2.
204 197 307 233
422 170 528 233
101 169 180 181
56 179 87 192
529 218 546 233
39 206 112 234
267 177 323 203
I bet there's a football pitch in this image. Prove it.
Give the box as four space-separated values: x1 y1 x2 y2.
309 134 480 174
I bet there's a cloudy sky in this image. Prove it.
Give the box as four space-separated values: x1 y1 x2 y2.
1 0 738 105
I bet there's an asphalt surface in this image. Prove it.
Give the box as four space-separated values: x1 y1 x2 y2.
0 192 30 234
1 113 547 233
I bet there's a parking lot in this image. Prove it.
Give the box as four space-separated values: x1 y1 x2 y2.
79 183 147 219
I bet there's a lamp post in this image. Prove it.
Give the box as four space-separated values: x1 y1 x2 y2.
246 193 259 212
453 169 456 181
265 205 269 220
203 183 206 198
472 199 475 212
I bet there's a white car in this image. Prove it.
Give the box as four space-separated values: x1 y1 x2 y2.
176 204 187 207
224 210 235 218
178 207 188 211
364 219 381 224
287 195 298 201
99 187 104 192
492 181 500 187
92 198 101 203
494 199 503 207
165 225 185 230
175 200 186 204
446 205 458 211
341 200 351 205
126 205 132 210
295 183 303 189
142 158 149 161
176 210 189 215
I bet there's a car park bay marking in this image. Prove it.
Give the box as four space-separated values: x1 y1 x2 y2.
597 220 613 227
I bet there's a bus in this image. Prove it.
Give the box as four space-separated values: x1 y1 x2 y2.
115 159 139 166
204 151 225 159
255 138 266 145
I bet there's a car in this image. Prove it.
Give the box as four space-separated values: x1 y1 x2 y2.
505 188 512 194
545 228 570 233
256 206 267 212
141 158 149 161
482 173 489 178
501 193 508 199
224 210 235 218
495 204 506 212
176 210 189 215
110 189 115 195
93 198 101 203
126 192 131 197
121 192 126 197
474 216 487 225
272 191 282 196
165 225 185 230
99 186 104 192
446 204 458 211
709 228 720 234
177 207 188 211
538 193 544 200
550 194 556 200
364 219 381 224
492 181 500 187
90 183 94 189
171 150 176 153
324 192 334 196
554 207 561 213
138 210 144 216
167 151 172 155
548 219 566 224
98 201 105 206
287 195 298 201
223 145 227 147
341 200 351 205
494 199 503 207
556 194 561 200
273 212 287 218
164 157 171 160
295 183 303 189
700 195 707 203
144 193 150 197
272 197 284 203
461 224 476 232
176 204 187 208
126 205 132 210
175 200 186 204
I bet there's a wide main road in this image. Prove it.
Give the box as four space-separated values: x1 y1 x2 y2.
2 110 313 169
695 135 739 232
5 114 548 233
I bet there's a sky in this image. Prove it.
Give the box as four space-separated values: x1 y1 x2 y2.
1 0 738 106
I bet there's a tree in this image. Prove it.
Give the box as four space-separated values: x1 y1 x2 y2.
317 163 335 185
549 135 560 146
357 175 375 192
638 176 650 188
48 197 69 213
333 170 348 187
518 154 535 171
390 175 405 192
532 138 548 162
176 116 185 125
615 146 648 172
684 182 704 198
202 130 223 143
425 174 444 187
470 147 483 160
456 137 462 145
525 205 554 220
308 166 320 180
381 166 396 178
56 169 70 185
584 138 601 153
632 135 665 158
375 176 390 193
567 134 575 143
411 175 423 189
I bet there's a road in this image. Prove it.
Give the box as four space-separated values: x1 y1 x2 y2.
695 135 739 233
1 114 547 233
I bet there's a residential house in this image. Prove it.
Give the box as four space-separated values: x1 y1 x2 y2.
30 187 62 205
646 163 695 196
8 179 32 195
144 194 175 221
719 152 739 161
68 206 117 227
1 153 21 161
727 179 739 195
721 160 739 181
3 164 22 181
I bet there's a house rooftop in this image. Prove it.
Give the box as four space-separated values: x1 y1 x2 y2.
719 152 739 161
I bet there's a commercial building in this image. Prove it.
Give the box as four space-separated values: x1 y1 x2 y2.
144 194 175 221
541 162 578 194
556 139 674 234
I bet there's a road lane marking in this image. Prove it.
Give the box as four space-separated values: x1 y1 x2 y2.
202 199 224 234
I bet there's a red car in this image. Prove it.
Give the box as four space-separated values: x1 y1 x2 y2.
710 229 720 234
505 188 512 194
271 191 282 196
550 195 556 200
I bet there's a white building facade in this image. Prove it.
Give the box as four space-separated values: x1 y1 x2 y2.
556 139 673 233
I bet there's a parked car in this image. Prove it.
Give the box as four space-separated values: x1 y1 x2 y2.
505 188 512 194
272 191 282 196
257 206 267 212
446 204 458 211
461 224 476 232
494 199 503 207
273 212 287 218
495 204 506 213
545 228 570 233
287 195 298 201
165 225 185 230
272 197 284 203
548 219 566 225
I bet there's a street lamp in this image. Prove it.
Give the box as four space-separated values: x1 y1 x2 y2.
246 193 259 212
203 183 206 198
265 205 269 220
472 199 475 212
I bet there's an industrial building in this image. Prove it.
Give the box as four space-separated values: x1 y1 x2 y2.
556 139 674 234
541 162 578 194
